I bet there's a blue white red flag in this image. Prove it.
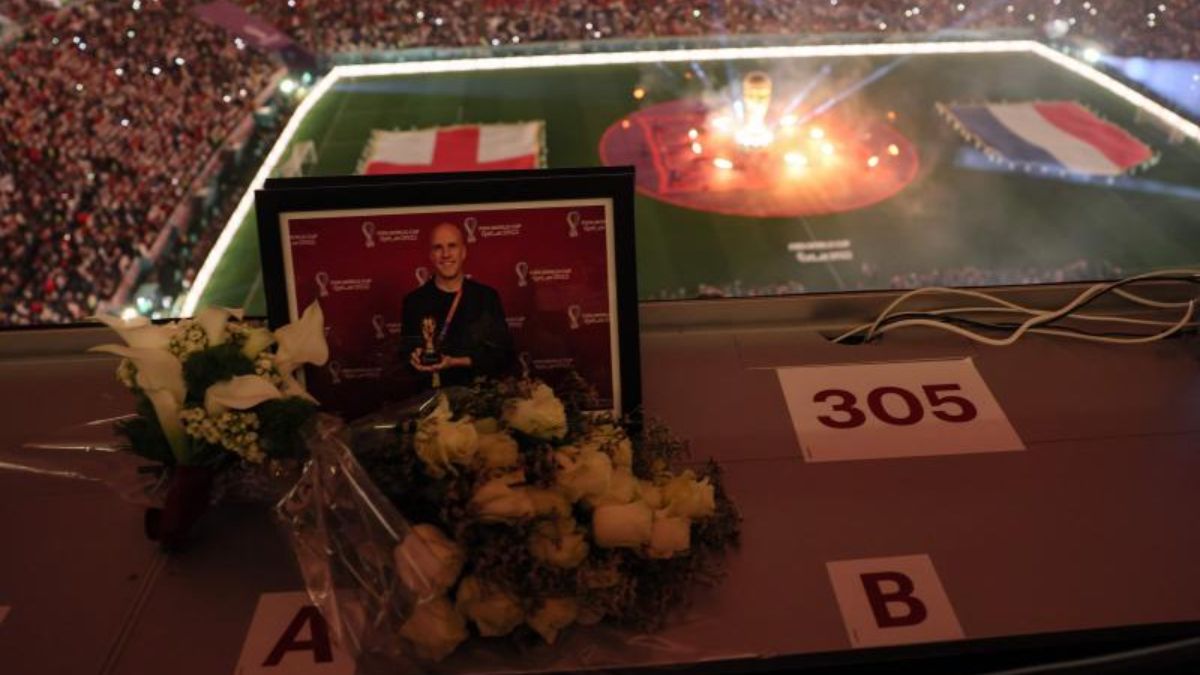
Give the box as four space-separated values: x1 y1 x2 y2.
941 101 1154 176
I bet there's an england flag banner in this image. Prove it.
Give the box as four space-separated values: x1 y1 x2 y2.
357 123 546 175
940 101 1155 176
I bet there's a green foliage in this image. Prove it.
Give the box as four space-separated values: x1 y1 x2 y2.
182 343 255 406
354 423 453 528
115 394 176 465
632 417 689 477
353 376 742 636
256 397 318 460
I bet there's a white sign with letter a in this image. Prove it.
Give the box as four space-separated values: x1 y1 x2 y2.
776 358 1024 462
827 554 964 648
235 592 355 675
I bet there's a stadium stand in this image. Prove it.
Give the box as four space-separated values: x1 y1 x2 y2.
0 0 1196 324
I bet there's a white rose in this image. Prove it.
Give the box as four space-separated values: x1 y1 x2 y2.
527 597 578 645
648 511 691 559
592 501 653 548
586 468 638 508
661 471 716 519
611 437 633 469
399 596 468 662
415 404 478 477
503 383 567 440
473 417 500 434
587 424 633 469
638 480 664 510
555 447 612 502
455 576 524 637
470 471 535 521
529 518 589 569
527 488 571 518
476 431 519 469
394 524 465 597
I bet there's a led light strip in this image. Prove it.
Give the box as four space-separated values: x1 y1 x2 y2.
182 39 1199 316
1029 42 1200 144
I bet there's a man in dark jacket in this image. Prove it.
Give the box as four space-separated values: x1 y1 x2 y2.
402 221 515 388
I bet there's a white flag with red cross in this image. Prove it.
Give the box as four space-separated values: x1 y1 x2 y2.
358 122 545 175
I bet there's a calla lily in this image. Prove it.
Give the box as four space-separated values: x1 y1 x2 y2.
204 375 284 415
90 344 185 403
274 301 329 374
240 327 274 359
91 314 176 350
195 306 244 347
145 388 188 463
279 370 318 404
90 344 188 462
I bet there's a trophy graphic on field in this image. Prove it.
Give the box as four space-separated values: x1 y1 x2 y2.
361 221 376 248
463 216 479 243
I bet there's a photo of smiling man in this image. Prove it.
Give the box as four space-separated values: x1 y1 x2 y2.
401 221 516 388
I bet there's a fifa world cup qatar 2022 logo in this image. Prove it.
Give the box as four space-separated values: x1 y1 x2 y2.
361 221 376 248
463 216 479 244
518 351 532 378
567 304 583 330
414 266 430 287
515 261 529 287
567 210 581 238
327 360 342 384
315 271 330 297
371 314 387 340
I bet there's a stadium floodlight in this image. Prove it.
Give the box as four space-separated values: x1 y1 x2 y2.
181 39 1200 317
279 78 298 95
1045 18 1071 39
120 307 139 321
1082 47 1102 63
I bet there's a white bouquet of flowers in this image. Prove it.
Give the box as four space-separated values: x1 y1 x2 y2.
279 377 740 666
81 302 330 548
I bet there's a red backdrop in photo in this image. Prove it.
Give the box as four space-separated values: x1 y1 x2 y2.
285 203 614 418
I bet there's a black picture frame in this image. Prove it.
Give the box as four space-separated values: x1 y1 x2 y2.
255 166 641 418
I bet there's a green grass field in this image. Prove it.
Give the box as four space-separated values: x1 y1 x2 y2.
196 45 1200 315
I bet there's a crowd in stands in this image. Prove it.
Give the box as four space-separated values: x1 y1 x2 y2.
0 0 1194 324
0 0 274 324
252 0 1200 60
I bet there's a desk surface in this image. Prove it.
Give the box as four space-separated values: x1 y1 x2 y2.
1 300 1199 674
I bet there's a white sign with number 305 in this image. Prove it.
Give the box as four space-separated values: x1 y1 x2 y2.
776 358 1024 462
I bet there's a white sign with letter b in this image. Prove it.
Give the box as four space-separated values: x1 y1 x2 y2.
827 554 964 648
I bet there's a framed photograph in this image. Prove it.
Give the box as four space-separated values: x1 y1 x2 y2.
256 167 639 419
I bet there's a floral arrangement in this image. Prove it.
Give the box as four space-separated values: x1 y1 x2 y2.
345 378 741 662
91 302 329 545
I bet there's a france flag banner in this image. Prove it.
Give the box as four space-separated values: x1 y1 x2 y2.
940 101 1155 177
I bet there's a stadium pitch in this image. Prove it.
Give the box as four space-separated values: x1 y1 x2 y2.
188 40 1200 315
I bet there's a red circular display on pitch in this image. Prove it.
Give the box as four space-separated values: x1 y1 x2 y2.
599 100 920 219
